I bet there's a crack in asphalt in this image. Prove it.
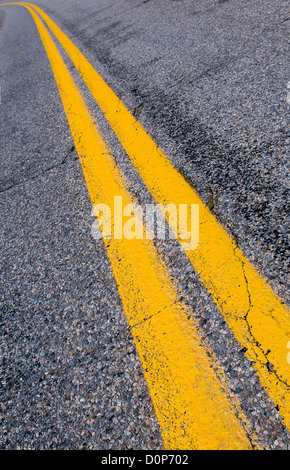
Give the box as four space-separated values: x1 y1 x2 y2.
231 243 290 390
129 298 180 332
0 9 6 30
0 146 76 195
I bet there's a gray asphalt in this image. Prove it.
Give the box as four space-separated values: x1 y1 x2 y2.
0 0 289 450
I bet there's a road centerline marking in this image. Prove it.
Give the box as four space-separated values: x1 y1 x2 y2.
20 2 290 432
2 2 259 449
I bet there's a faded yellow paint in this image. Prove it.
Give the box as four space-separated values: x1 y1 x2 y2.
22 3 290 432
7 3 257 449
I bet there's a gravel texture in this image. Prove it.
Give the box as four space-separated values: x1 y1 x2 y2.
0 0 289 450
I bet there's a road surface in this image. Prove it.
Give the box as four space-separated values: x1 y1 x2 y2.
0 0 289 450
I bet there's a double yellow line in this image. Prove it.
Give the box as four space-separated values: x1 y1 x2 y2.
2 2 289 448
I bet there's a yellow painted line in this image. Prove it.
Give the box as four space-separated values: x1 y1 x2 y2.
19 3 290 432
4 3 258 450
